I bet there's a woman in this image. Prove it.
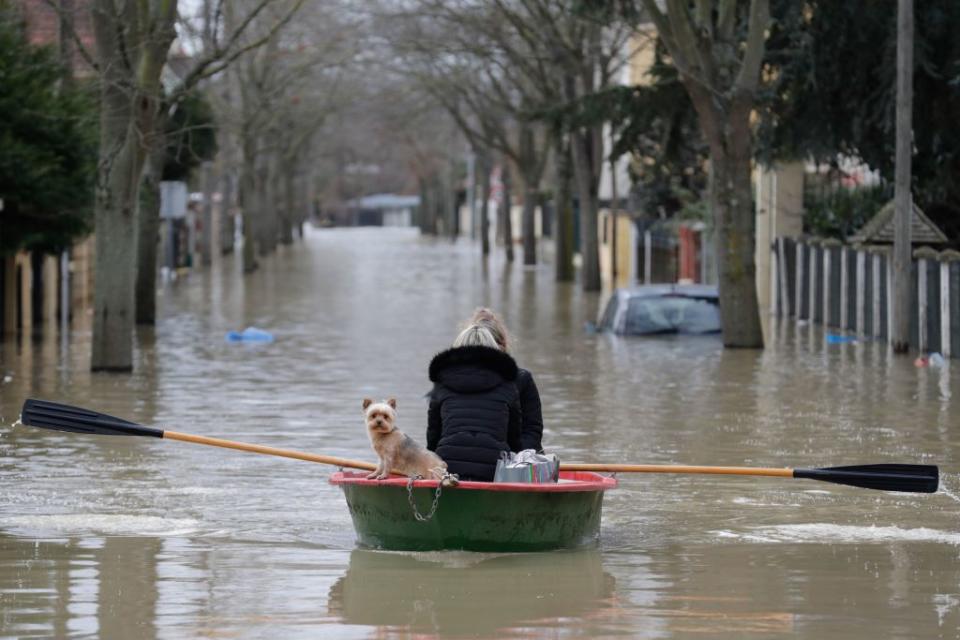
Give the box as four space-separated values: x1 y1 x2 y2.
427 324 522 481
470 308 544 452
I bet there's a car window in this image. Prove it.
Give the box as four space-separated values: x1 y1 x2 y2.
624 296 721 334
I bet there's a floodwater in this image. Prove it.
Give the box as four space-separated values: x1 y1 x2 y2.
1 227 959 639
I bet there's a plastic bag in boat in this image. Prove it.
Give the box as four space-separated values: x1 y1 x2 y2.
493 449 560 483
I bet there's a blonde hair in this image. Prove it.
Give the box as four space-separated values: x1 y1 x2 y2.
470 307 511 351
453 324 500 349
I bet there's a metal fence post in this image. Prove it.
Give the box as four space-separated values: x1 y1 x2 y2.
918 258 928 353
941 259 952 358
795 241 805 321
644 230 652 284
886 253 894 344
872 253 882 338
810 244 819 324
856 250 866 335
823 245 831 326
778 238 790 317
840 246 849 329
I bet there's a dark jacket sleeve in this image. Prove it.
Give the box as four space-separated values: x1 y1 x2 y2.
507 395 522 452
427 388 442 452
516 369 544 452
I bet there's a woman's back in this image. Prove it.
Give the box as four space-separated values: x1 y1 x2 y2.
427 345 522 481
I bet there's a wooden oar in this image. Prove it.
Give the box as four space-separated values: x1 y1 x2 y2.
19 399 938 493
560 463 938 493
19 398 376 472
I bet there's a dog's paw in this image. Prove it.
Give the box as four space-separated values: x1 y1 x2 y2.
365 472 378 479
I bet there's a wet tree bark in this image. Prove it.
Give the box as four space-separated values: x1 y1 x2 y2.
501 156 514 262
220 170 235 254
200 161 215 264
522 185 537 265
553 133 575 282
135 141 165 326
519 126 537 265
90 0 176 371
570 129 599 290
257 152 278 256
477 152 491 256
687 88 764 348
640 0 768 348
280 161 296 245
239 138 259 272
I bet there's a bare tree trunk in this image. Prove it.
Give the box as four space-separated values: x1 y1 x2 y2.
92 123 140 371
697 100 764 348
280 162 295 245
519 126 537 265
135 140 165 325
501 157 514 262
268 155 281 251
200 161 214 265
639 0 768 348
522 184 537 265
90 0 175 371
239 142 259 272
427 176 440 234
477 153 491 256
257 152 277 256
892 0 913 352
220 170 235 254
571 130 599 290
553 133 575 282
417 177 431 234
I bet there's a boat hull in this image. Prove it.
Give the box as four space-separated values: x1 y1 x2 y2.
330 471 616 552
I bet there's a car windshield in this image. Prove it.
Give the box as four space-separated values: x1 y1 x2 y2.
599 295 619 330
624 296 721 334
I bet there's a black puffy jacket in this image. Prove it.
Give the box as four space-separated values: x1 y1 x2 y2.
516 368 544 452
426 345 522 481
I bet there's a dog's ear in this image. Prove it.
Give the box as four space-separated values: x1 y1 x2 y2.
387 397 397 409
362 398 373 410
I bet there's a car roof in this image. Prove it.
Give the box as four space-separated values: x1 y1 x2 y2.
614 284 718 300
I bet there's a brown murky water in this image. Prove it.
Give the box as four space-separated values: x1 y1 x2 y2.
2 228 959 639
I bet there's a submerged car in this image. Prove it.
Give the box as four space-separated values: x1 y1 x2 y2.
598 285 721 335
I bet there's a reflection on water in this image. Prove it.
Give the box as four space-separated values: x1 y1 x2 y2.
327 549 617 636
2 228 960 638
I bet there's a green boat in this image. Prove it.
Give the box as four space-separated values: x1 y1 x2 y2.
330 471 617 552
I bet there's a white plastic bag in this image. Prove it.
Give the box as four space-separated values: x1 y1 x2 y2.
493 449 560 483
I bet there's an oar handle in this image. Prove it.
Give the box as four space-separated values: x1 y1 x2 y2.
561 463 794 478
163 431 378 472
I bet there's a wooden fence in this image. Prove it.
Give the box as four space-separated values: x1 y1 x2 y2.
771 238 960 357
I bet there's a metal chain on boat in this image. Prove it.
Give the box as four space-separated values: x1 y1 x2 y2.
406 474 448 522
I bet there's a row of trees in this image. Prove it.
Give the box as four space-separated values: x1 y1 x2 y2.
377 0 767 346
381 0 959 349
6 1 958 366
4 1 364 370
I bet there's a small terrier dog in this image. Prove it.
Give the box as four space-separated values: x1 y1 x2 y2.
363 398 451 483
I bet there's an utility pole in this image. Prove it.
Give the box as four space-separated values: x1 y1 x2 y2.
892 0 914 352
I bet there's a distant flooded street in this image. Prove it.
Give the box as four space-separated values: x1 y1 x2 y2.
2 228 959 639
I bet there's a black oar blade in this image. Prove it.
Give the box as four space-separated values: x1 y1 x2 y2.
794 464 939 493
19 399 163 438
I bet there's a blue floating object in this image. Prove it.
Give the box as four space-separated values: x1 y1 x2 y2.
226 326 274 343
826 333 856 344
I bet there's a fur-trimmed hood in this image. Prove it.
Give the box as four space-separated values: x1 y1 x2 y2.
429 345 518 393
